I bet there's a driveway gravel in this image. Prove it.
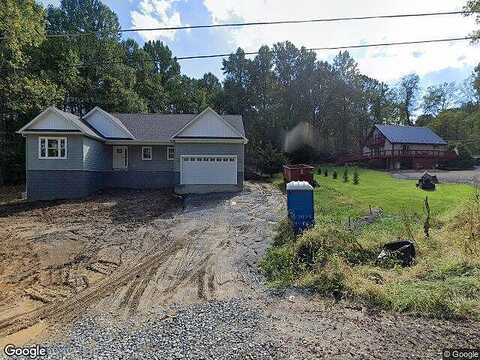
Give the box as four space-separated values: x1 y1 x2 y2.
2 182 480 359
392 167 480 184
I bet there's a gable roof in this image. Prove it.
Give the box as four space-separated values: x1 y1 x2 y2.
111 112 245 142
171 107 246 140
374 124 447 145
83 107 135 139
17 106 103 140
18 106 245 143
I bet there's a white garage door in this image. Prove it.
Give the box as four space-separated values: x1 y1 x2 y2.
181 155 237 185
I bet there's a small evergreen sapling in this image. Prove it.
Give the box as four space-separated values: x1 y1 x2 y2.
317 167 322 175
353 167 359 185
324 168 328 177
332 170 338 179
342 165 349 183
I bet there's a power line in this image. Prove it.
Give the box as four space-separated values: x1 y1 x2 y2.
124 11 473 33
1 35 475 71
71 36 475 67
1 10 475 40
175 36 476 60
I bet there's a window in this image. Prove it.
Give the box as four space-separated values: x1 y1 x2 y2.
142 146 152 161
167 146 175 161
39 137 67 159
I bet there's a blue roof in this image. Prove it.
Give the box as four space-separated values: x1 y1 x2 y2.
375 124 447 145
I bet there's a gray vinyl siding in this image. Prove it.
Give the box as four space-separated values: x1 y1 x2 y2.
126 145 174 171
25 136 244 200
26 134 83 170
83 137 111 171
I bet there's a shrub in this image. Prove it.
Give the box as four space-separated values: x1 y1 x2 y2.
287 144 317 164
342 165 349 183
332 170 338 179
303 255 348 296
324 168 328 177
255 143 286 176
259 245 295 287
441 144 476 170
316 167 322 175
273 218 295 246
353 167 359 185
294 225 372 269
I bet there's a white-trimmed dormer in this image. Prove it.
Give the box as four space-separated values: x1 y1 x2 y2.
172 107 246 142
17 106 103 140
83 106 134 139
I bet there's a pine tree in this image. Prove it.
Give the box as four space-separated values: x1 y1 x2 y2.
353 167 359 185
342 165 349 183
317 167 322 175
324 168 328 177
332 170 338 179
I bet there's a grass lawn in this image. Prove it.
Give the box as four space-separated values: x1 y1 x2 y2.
264 167 480 319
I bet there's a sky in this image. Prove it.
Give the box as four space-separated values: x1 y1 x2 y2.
39 0 479 88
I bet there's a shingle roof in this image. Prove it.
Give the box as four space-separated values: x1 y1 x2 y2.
56 108 102 140
375 124 447 145
110 113 245 141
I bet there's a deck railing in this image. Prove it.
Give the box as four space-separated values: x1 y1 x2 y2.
337 149 457 163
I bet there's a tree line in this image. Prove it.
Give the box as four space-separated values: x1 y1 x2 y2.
1 0 479 183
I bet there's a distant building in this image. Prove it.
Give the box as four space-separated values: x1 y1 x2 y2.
362 124 456 170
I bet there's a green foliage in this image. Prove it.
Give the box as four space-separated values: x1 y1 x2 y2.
259 245 295 288
264 169 480 318
316 167 322 175
332 170 338 179
324 168 328 177
255 143 286 177
443 143 476 170
353 167 359 185
465 0 480 41
287 144 317 164
273 218 295 246
342 165 349 183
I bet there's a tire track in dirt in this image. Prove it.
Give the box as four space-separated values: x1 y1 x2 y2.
0 238 184 337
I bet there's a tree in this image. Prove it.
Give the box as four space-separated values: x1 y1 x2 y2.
422 82 457 116
396 73 420 125
343 166 349 183
143 40 180 84
465 0 480 41
0 0 64 184
353 167 359 185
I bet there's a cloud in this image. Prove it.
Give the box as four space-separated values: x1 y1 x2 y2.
202 0 480 82
130 0 183 41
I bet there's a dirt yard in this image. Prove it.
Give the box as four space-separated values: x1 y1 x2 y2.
0 183 479 359
0 183 281 342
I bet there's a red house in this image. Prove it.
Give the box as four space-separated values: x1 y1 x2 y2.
361 124 456 170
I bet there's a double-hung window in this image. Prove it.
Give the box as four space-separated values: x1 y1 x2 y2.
167 146 175 161
39 137 67 159
142 146 153 160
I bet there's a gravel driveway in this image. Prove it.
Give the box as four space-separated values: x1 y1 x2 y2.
2 183 480 359
392 166 480 184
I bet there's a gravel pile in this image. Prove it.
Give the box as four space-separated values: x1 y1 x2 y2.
44 299 286 360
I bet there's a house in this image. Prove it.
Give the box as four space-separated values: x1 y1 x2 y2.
361 124 455 170
17 106 247 201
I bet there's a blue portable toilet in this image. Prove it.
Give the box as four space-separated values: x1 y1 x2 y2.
286 181 315 233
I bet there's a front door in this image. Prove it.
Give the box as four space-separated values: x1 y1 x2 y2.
113 146 128 170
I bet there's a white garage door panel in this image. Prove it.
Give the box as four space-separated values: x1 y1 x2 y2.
181 155 237 185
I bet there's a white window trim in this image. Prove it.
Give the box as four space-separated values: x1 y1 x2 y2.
167 146 175 161
142 146 153 161
38 137 67 159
